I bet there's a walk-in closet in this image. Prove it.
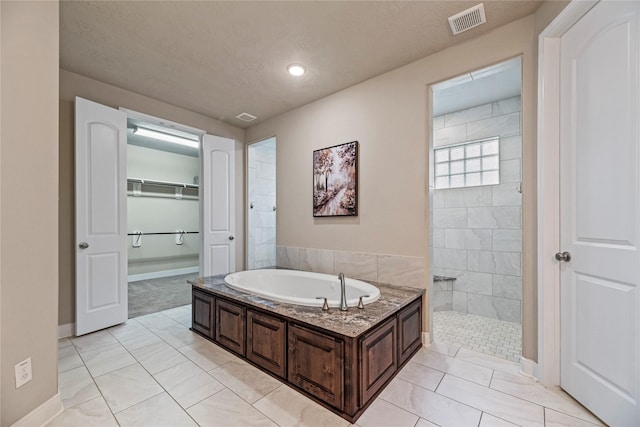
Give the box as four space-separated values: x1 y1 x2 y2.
126 118 201 317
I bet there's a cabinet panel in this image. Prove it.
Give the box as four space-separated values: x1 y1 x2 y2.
216 298 246 356
359 317 397 404
192 289 215 338
247 310 287 379
398 298 422 365
288 324 344 410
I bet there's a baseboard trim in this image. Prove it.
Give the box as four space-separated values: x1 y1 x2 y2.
128 266 199 282
11 392 63 427
59 323 75 339
421 331 431 346
520 356 538 379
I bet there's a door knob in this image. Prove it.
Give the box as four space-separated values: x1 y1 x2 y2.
79 242 89 249
228 236 235 241
555 251 571 262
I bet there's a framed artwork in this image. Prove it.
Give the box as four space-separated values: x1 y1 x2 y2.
313 141 358 217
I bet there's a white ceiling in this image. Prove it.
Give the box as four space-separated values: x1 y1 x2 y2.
60 1 542 129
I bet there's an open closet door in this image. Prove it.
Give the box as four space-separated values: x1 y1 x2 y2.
75 97 128 336
201 134 236 276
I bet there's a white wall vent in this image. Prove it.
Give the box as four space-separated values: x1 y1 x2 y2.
448 3 486 35
236 112 257 123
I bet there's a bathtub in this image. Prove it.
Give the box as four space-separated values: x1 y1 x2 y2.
224 269 380 308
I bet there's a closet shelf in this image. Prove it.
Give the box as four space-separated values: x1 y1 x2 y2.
127 177 199 189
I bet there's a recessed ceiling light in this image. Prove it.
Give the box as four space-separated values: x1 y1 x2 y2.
287 64 306 76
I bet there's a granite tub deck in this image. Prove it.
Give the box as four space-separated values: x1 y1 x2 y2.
188 274 424 422
189 274 423 337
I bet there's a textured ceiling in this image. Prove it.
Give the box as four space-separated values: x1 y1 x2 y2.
60 1 542 128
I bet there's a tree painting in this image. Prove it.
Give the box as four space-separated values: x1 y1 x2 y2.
313 141 358 216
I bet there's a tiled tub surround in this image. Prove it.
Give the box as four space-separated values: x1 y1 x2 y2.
432 96 523 323
276 246 425 289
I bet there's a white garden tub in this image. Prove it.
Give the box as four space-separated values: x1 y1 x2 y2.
224 269 380 308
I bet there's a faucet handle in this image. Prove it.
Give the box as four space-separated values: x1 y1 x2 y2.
316 296 330 311
357 295 370 309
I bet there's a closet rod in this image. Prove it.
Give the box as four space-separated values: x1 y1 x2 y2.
127 231 199 236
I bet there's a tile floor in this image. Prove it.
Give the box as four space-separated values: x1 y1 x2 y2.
433 311 522 363
50 304 603 427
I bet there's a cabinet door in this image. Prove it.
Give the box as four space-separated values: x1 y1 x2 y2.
192 289 215 338
359 317 397 404
247 310 287 379
216 298 246 356
398 298 422 365
288 324 343 410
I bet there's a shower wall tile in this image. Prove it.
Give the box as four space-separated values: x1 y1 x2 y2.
444 187 492 208
378 255 425 288
452 291 468 313
432 96 522 322
492 184 521 207
466 112 520 141
499 136 522 161
467 294 522 323
444 229 492 251
434 124 467 147
500 159 521 184
432 228 445 249
433 115 445 130
492 275 522 300
299 248 334 275
444 104 492 127
467 207 521 229
433 208 467 229
492 96 521 116
492 230 522 253
433 248 467 271
276 246 300 270
433 191 445 209
432 290 453 312
450 271 493 296
333 251 378 281
255 245 276 263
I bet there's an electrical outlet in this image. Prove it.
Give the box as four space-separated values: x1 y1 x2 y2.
15 357 32 388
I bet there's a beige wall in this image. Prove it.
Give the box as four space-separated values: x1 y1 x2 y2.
59 70 245 326
247 16 542 358
1 2 60 425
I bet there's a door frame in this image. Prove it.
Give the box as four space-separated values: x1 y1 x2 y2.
536 0 599 385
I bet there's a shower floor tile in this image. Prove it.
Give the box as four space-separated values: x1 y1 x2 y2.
433 311 522 363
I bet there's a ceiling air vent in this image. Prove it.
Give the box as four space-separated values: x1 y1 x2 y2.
236 112 257 123
448 3 486 35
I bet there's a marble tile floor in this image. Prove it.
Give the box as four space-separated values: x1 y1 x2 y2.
50 304 603 427
128 273 199 318
434 310 522 363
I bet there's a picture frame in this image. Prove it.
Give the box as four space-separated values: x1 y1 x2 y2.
313 141 358 217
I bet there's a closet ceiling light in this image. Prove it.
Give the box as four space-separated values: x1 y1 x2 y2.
133 127 199 148
287 64 306 76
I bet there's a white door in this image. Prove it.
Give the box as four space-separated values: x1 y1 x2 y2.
75 97 128 336
201 134 236 276
559 1 639 425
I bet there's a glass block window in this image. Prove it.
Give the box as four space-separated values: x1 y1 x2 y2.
434 137 500 189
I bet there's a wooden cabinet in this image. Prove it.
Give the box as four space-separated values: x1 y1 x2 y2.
215 299 246 356
192 286 422 424
359 317 397 404
192 289 215 338
397 298 422 365
247 310 287 379
288 324 344 410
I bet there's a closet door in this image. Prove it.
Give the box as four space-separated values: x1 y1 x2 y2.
75 97 128 336
202 134 236 276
